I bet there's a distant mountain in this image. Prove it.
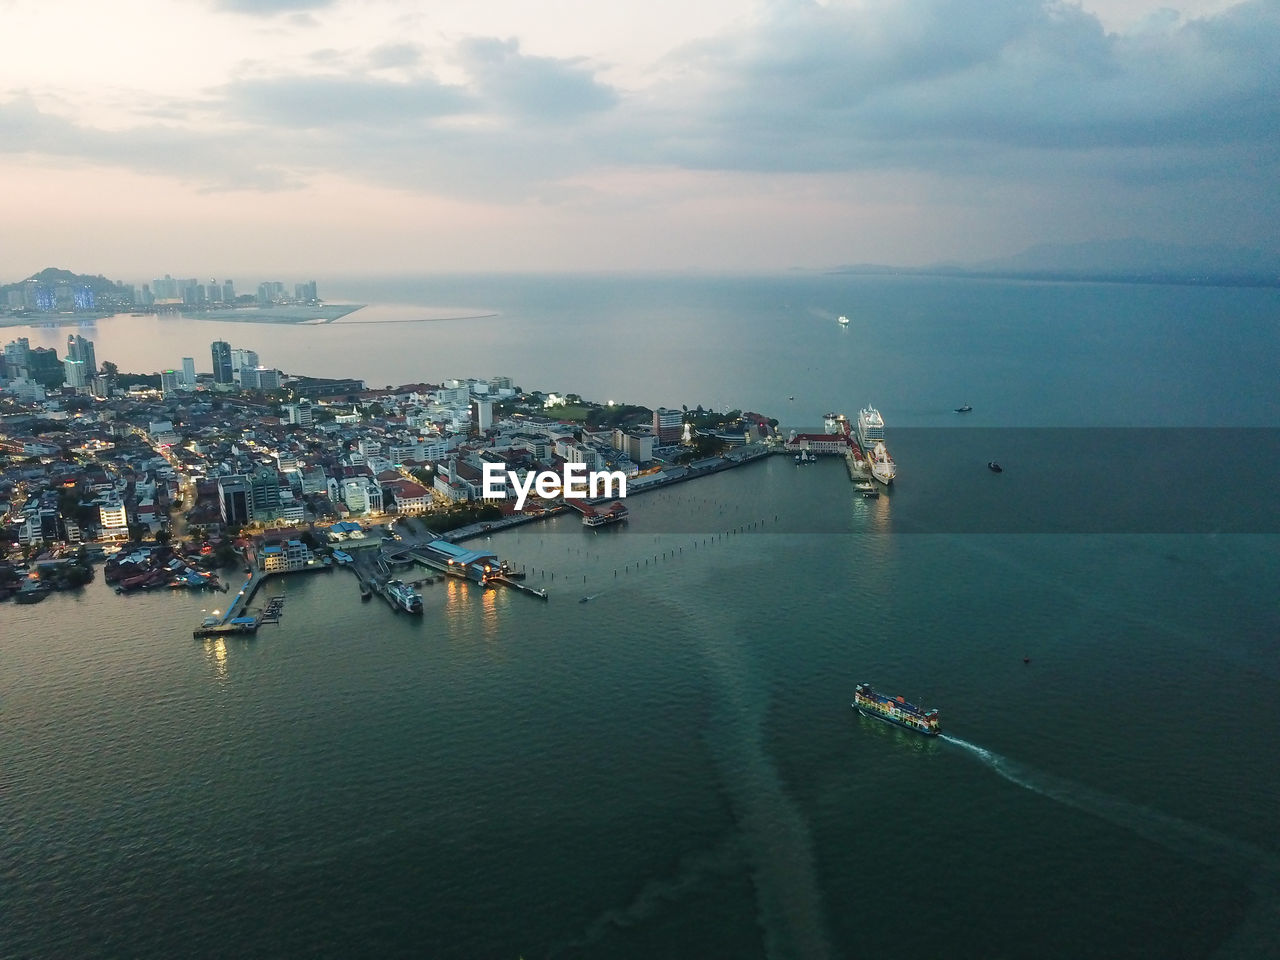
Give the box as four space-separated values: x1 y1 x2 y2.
964 239 1280 280
0 267 130 297
831 239 1280 285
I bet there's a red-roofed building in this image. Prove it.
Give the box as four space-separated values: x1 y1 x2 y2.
383 478 432 514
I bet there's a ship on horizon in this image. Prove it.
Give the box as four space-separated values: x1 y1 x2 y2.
853 683 940 736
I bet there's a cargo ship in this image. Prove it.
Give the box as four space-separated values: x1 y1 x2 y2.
853 683 940 736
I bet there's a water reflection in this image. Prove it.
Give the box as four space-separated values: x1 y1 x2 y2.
854 711 940 755
202 637 229 683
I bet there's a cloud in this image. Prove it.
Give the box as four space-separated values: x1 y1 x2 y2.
222 74 471 128
2 0 1276 225
368 42 423 70
456 37 619 119
644 0 1280 176
214 0 336 14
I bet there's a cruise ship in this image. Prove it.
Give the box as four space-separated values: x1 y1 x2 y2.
385 579 423 614
853 683 940 736
856 406 896 485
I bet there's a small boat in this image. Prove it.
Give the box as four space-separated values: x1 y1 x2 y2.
788 395 795 401
837 315 850 325
955 403 972 413
579 595 596 604
988 461 1003 473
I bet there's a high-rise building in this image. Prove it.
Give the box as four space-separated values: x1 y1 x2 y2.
249 466 282 521
230 348 259 374
181 357 197 388
287 400 314 427
470 397 493 432
294 281 318 301
3 337 30 377
217 475 250 526
653 407 684 444
66 334 96 378
153 275 179 299
222 280 235 303
161 370 181 395
211 341 233 384
27 347 62 386
242 366 280 391
64 358 89 389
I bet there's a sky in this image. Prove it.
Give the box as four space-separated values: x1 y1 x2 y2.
0 0 1276 278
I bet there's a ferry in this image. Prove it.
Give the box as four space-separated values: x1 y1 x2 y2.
853 683 940 736
385 579 423 614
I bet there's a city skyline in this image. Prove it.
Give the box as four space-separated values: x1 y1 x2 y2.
1 0 1276 275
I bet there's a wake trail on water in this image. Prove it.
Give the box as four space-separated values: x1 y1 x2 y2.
545 837 746 958
942 734 1280 956
941 734 1277 875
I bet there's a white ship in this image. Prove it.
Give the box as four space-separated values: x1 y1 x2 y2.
837 315 850 325
866 441 896 485
385 579 423 614
856 406 896 485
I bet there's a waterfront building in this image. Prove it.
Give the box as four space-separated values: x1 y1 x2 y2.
96 497 129 540
240 366 280 391
258 539 314 573
160 370 181 396
230 348 259 373
653 407 684 444
294 281 318 301
211 341 234 384
181 357 197 388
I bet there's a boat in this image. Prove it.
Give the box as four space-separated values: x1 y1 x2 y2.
837 315 850 325
988 461 1003 473
852 683 940 736
582 501 629 528
866 441 896 485
384 579 423 614
955 403 972 413
579 595 596 604
856 406 896 485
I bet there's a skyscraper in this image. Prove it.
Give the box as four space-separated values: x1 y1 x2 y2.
66 334 96 378
161 370 180 395
211 341 233 384
64 358 88 389
217 476 250 526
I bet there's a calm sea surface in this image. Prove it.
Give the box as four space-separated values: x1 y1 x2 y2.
3 274 1279 959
